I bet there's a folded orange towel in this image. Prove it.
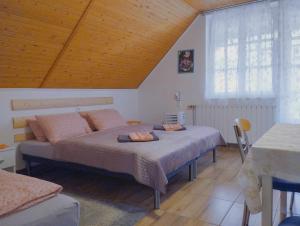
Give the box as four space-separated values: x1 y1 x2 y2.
129 132 154 142
163 123 183 131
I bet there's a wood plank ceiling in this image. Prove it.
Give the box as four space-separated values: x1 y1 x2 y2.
184 0 254 12
0 0 252 88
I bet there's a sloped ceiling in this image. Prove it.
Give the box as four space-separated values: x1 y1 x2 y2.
184 0 254 12
0 0 251 88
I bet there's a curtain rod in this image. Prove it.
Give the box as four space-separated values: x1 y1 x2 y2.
199 0 267 15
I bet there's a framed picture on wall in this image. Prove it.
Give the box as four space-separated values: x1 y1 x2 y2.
178 49 194 73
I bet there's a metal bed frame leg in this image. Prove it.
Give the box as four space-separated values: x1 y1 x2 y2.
154 189 160 209
213 148 216 163
25 159 32 176
189 162 194 181
193 159 197 179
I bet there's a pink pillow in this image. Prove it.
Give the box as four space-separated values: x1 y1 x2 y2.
27 119 47 142
87 109 127 130
80 112 97 131
36 113 92 144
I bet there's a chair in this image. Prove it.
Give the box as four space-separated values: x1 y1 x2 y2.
279 216 300 226
234 118 300 226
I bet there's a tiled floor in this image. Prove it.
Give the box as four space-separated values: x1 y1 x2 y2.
136 146 300 226
31 146 300 226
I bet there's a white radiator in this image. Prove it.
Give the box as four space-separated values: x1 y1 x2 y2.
197 103 276 143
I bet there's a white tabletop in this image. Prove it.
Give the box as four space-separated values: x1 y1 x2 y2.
238 123 300 213
253 123 300 152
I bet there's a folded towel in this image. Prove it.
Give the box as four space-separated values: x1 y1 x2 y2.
153 124 186 131
129 132 153 141
118 132 159 143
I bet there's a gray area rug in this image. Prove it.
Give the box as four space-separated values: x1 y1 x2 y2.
32 168 147 226
71 194 146 226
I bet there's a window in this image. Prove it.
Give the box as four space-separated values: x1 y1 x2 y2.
205 0 300 123
205 1 276 99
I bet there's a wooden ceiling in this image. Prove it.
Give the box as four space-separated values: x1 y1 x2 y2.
0 0 252 88
184 0 254 12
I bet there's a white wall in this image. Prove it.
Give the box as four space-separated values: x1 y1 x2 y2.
138 15 275 143
0 88 138 169
138 15 205 125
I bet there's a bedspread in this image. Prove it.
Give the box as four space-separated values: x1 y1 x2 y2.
53 125 225 193
0 170 62 217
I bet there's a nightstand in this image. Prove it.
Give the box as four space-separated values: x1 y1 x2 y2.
0 146 16 172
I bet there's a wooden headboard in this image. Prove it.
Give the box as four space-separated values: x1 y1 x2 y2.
12 97 113 142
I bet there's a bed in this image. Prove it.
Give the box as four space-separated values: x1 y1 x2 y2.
0 194 80 226
20 124 225 209
0 169 80 226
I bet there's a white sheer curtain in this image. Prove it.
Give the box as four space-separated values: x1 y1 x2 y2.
277 0 300 123
205 0 300 123
206 1 276 99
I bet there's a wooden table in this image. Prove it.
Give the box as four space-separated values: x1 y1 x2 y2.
239 124 300 226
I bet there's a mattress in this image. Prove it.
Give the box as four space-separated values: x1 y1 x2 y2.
0 194 80 226
19 140 54 159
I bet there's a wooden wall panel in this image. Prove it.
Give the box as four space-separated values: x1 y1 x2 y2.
11 96 113 111
14 132 34 142
0 0 90 87
184 0 254 12
13 116 35 129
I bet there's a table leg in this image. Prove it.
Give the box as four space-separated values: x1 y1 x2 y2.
280 192 287 221
262 175 273 226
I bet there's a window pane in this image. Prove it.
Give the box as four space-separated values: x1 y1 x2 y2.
215 47 225 70
227 69 238 93
228 45 238 69
259 67 273 93
205 1 275 99
214 70 225 94
245 68 258 93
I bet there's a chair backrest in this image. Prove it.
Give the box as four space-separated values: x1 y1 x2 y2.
234 118 251 163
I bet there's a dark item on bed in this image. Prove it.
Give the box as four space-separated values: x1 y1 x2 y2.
117 132 159 143
153 125 186 131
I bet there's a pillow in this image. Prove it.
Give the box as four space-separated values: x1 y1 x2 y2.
87 109 127 130
27 119 47 142
36 113 92 144
79 112 97 131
